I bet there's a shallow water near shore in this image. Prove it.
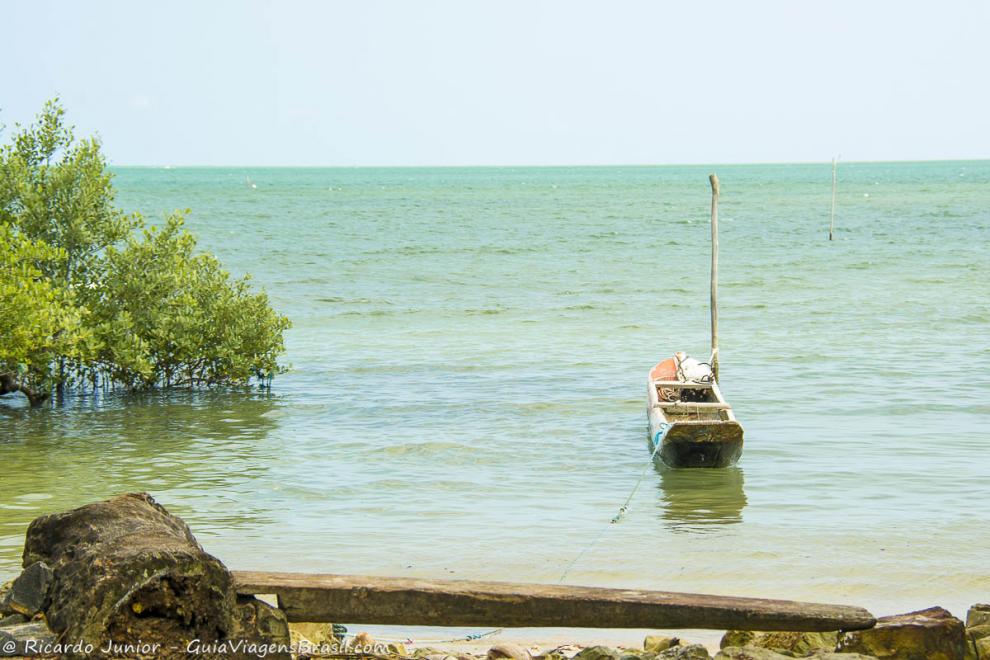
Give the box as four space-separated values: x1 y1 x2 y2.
1 162 988 625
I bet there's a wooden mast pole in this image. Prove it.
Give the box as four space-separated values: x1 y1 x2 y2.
709 173 720 382
829 157 837 240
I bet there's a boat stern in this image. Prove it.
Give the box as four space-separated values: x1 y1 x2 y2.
657 421 743 468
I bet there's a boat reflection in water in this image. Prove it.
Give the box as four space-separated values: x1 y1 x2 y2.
654 463 747 531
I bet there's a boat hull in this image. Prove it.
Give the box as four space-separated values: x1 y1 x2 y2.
648 418 743 468
647 363 744 468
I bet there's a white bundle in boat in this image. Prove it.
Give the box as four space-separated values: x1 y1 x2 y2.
674 351 714 383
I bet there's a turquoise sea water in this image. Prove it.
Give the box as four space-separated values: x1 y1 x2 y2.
1 162 988 623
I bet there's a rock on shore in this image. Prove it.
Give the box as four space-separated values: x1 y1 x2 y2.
966 604 990 660
0 493 292 659
718 606 973 660
837 607 965 660
719 631 838 656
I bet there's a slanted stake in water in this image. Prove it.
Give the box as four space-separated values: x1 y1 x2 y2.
829 156 838 240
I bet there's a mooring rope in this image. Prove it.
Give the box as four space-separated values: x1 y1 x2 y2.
556 423 670 583
371 627 505 645
365 423 672 647
610 424 670 525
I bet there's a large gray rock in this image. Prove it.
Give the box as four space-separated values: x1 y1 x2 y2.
23 493 236 653
20 493 294 659
837 606 966 660
0 621 57 657
0 562 52 617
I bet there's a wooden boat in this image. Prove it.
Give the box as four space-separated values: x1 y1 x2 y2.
646 174 743 468
647 354 743 468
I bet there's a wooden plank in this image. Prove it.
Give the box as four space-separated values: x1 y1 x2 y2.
653 381 713 389
231 571 875 632
656 402 732 410
667 419 741 426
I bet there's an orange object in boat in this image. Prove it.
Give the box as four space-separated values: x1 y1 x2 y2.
650 357 677 381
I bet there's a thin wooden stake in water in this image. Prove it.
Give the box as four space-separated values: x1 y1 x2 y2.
709 173 720 382
829 157 838 240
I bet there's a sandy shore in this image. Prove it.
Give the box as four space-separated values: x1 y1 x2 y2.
349 627 727 656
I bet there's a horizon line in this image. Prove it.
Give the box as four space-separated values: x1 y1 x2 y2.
109 157 990 169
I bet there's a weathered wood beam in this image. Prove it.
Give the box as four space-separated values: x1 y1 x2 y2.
653 381 714 389
656 402 732 410
231 571 875 632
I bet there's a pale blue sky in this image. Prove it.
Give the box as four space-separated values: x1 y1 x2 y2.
3 0 988 166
